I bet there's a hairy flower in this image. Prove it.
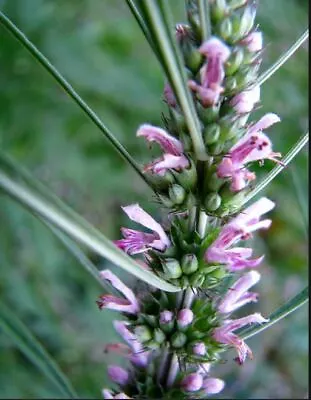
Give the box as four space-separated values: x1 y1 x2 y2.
213 313 268 364
217 113 281 191
206 197 275 270
97 270 140 314
241 31 263 52
218 270 261 313
188 37 231 106
137 124 189 175
107 365 130 386
115 203 170 254
230 86 260 114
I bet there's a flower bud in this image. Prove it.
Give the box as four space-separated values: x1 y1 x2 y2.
181 254 199 275
162 258 182 279
134 325 152 343
190 272 205 287
177 308 194 329
202 378 225 395
205 171 225 192
208 142 224 155
154 328 166 344
173 158 198 190
192 342 206 356
169 184 186 205
205 192 222 212
225 75 238 93
198 103 220 122
211 0 228 23
225 48 244 75
181 373 203 392
157 194 175 208
159 310 175 333
147 170 175 190
171 331 188 348
142 314 157 328
203 123 221 145
180 39 203 73
169 107 186 131
185 192 197 209
107 365 129 386
218 18 232 40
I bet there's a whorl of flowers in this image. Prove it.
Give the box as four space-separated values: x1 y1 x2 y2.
98 2 280 398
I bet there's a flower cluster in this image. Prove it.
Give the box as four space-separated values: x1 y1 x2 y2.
97 1 281 398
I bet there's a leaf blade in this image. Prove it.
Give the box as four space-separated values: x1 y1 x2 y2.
0 153 180 293
0 302 78 399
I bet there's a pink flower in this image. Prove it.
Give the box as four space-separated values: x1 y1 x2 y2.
177 308 194 328
241 31 263 52
107 365 130 386
113 320 149 368
189 37 230 106
206 197 275 271
137 124 189 176
181 373 203 392
202 378 225 395
217 113 281 191
163 83 177 107
213 313 268 364
102 389 132 400
192 342 206 356
218 271 261 313
115 204 170 255
97 270 140 314
230 86 260 114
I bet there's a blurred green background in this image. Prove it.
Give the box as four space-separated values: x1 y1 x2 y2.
0 0 308 398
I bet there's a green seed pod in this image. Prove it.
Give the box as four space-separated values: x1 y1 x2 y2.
198 103 220 123
171 332 187 348
147 171 175 190
181 254 199 275
183 44 203 73
154 328 166 344
173 158 197 190
225 47 245 75
208 142 224 155
168 184 186 205
134 325 153 343
162 258 182 279
190 272 205 287
205 171 224 192
218 18 232 40
203 123 221 145
205 192 222 212
157 194 175 208
211 0 228 23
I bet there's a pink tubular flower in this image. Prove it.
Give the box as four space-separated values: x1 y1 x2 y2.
202 378 225 395
115 203 170 255
230 86 260 114
213 313 268 364
217 113 281 191
137 124 189 176
113 320 149 368
241 31 263 52
206 197 275 271
181 373 203 392
97 270 140 314
218 270 261 313
107 365 130 386
188 37 230 106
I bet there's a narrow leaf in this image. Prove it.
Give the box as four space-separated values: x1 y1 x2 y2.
0 11 151 189
255 29 309 87
243 132 309 205
140 0 207 160
0 302 78 398
238 286 308 341
0 154 180 293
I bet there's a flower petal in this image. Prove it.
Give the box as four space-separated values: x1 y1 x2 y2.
137 124 183 155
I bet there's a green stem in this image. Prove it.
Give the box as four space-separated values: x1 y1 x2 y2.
0 11 151 189
198 0 211 41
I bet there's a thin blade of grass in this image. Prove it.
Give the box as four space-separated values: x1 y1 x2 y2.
243 132 309 205
0 302 78 399
289 165 308 238
140 0 207 160
255 29 309 87
0 11 151 189
238 286 308 341
0 154 180 293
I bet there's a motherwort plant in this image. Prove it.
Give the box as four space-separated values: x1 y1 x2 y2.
0 1 308 399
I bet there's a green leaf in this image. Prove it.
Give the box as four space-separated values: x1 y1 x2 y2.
255 29 309 87
243 132 309 205
0 153 180 293
238 286 308 341
0 11 152 189
0 302 78 399
139 0 207 160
